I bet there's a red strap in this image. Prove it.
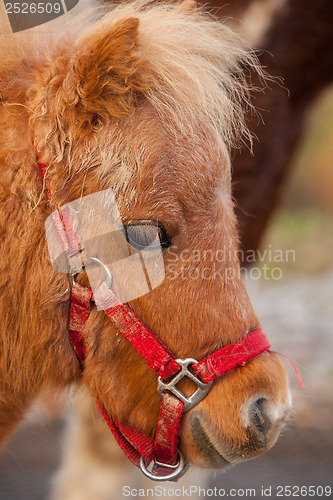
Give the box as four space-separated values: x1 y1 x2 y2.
70 281 184 469
193 329 270 383
154 393 184 466
37 159 275 477
96 402 155 466
38 159 185 471
68 283 93 367
96 393 183 470
94 282 181 380
69 282 271 471
38 161 84 273
51 207 84 272
38 162 52 202
273 352 304 390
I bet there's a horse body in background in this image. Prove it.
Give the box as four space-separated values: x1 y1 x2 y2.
0 0 290 475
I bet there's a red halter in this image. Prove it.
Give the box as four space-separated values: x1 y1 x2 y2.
37 161 271 481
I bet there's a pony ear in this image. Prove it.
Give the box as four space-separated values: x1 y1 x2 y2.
64 16 143 119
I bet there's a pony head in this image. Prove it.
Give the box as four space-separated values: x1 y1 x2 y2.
0 0 291 470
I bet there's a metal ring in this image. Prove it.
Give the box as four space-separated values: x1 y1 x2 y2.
89 257 113 289
70 273 78 287
157 358 213 412
69 258 113 289
139 453 186 482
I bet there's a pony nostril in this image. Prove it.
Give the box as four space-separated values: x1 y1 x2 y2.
250 398 271 436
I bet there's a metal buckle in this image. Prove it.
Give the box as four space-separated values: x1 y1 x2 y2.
139 453 187 481
70 257 112 288
157 358 213 412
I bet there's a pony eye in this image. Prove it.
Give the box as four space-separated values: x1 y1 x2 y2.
124 222 171 251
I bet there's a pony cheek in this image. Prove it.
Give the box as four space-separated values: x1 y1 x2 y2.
81 322 161 434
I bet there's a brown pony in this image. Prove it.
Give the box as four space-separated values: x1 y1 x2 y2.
0 0 290 471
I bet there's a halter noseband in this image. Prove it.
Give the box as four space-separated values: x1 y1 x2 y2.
38 161 271 481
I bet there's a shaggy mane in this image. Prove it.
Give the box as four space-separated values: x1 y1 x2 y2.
0 0 262 149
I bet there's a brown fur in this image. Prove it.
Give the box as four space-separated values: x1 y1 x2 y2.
0 1 289 466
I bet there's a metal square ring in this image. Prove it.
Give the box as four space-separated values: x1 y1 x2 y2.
157 358 213 412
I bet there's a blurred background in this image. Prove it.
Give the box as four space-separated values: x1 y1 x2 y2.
0 0 332 498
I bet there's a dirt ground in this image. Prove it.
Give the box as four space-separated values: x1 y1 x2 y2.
0 271 332 500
